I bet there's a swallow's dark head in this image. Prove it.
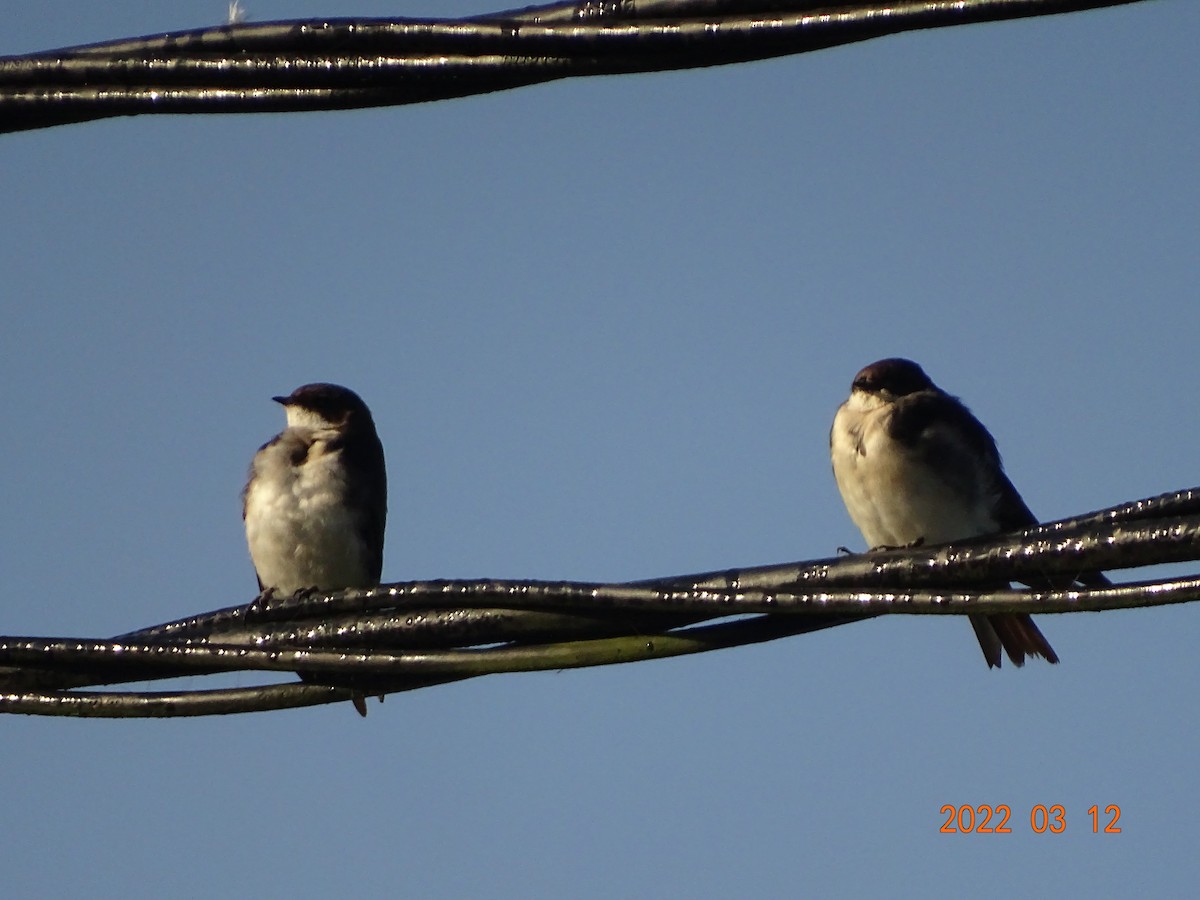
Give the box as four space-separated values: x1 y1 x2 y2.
273 383 376 431
851 358 935 400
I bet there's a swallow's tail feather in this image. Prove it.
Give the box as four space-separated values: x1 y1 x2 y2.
969 614 1003 668
969 613 1058 668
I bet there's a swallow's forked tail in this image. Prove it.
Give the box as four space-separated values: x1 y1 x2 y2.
970 613 1059 668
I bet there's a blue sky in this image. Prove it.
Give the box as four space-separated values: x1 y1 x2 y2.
3 1 1198 896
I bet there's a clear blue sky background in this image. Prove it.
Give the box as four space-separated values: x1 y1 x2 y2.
3 1 1197 896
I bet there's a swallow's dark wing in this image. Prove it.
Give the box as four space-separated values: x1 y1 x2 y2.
990 470 1040 532
892 391 1107 590
887 389 1013 514
335 428 388 584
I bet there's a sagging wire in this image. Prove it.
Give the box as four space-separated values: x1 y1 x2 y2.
0 486 1197 718
0 0 1149 134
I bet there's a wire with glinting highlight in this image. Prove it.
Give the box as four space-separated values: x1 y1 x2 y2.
0 0 1149 134
1 486 1197 717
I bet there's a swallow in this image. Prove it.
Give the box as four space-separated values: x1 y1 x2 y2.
243 382 386 712
830 357 1107 667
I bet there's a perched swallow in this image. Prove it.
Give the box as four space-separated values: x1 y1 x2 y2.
829 357 1107 668
243 382 386 713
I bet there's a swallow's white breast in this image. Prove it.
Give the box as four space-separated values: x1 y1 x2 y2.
831 393 996 548
244 428 371 594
